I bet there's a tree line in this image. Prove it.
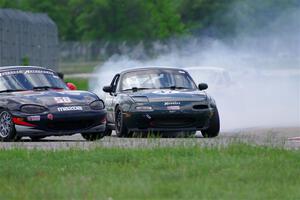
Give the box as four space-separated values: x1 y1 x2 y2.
1 0 298 41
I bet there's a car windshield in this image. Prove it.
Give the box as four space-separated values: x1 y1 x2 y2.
187 69 232 85
0 69 68 92
120 69 197 91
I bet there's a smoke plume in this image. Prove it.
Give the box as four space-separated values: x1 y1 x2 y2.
90 4 300 131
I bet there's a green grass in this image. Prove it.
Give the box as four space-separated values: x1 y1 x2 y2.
0 144 299 200
65 78 88 90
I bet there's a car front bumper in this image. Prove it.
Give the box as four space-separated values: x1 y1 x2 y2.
14 124 106 137
123 108 214 132
11 110 107 137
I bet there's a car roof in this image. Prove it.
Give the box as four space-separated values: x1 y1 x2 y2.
119 67 187 75
0 66 55 72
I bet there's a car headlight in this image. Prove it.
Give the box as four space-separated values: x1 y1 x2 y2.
20 105 48 114
135 106 153 111
131 96 149 103
90 100 105 110
207 96 216 107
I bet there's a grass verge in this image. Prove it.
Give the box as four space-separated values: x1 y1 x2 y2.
0 144 299 199
65 78 88 90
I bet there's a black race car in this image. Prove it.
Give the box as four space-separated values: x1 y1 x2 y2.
0 66 106 141
103 67 220 137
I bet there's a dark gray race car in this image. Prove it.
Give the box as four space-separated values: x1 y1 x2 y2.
0 66 107 141
103 67 220 137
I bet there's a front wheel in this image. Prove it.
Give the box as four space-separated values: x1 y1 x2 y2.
201 108 220 138
81 132 105 141
115 108 130 137
0 110 17 142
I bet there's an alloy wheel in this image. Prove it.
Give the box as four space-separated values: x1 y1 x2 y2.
0 111 13 138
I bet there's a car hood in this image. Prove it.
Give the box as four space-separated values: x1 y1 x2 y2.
128 89 207 102
2 90 99 107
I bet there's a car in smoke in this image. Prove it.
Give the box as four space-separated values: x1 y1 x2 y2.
102 67 220 137
0 66 106 141
184 67 235 93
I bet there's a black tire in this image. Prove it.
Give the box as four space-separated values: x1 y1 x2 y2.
201 108 220 138
15 136 22 141
0 110 18 142
30 136 46 141
115 107 130 137
104 127 112 136
81 132 105 141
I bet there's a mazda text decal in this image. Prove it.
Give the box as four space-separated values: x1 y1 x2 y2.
57 106 83 112
164 102 181 106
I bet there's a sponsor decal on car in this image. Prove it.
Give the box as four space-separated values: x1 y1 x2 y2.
164 102 181 106
153 90 180 94
0 70 23 76
24 70 54 75
0 70 54 77
167 106 180 110
47 113 54 120
57 106 83 112
27 115 41 121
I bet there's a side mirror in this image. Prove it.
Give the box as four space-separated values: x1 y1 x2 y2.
66 82 77 90
57 72 64 80
198 83 208 91
103 85 113 93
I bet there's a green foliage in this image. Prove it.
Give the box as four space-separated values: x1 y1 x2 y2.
21 56 29 66
0 0 186 41
0 144 299 199
179 0 300 37
65 78 88 90
0 0 299 41
73 0 186 41
0 0 71 39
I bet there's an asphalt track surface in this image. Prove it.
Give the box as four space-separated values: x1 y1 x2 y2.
0 127 299 150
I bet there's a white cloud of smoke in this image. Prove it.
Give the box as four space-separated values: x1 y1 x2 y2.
90 5 300 131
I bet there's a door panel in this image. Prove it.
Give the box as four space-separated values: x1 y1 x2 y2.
105 74 120 123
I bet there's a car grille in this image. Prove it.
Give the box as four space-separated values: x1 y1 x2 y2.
46 119 96 131
151 116 195 128
193 104 209 110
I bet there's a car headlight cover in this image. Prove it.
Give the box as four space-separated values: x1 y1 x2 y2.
21 105 48 114
90 100 105 110
131 96 149 103
207 96 216 107
135 106 153 111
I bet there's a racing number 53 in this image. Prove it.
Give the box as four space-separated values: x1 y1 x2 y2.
54 97 72 103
